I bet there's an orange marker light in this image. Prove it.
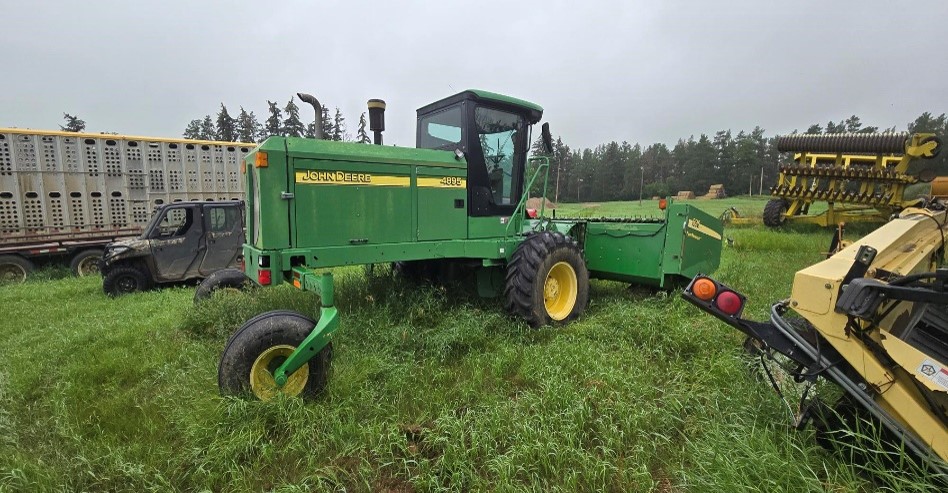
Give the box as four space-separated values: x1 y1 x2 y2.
254 151 268 168
692 277 717 301
658 198 667 210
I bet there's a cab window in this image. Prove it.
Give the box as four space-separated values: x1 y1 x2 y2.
207 206 238 232
418 105 463 150
153 208 192 239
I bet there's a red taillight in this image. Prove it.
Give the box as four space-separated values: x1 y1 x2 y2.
715 290 743 316
257 269 271 286
526 208 538 219
685 275 747 318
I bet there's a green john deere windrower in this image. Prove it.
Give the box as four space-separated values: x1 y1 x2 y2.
213 90 724 400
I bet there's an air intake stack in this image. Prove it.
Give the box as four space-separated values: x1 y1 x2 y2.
367 99 386 145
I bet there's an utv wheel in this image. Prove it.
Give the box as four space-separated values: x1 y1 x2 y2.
194 268 253 303
505 232 589 328
218 310 332 401
70 249 104 277
763 199 789 228
102 266 152 297
0 255 34 284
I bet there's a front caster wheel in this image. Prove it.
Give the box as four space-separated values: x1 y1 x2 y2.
218 310 332 400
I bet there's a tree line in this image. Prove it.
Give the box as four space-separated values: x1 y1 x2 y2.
181 97 372 144
529 112 948 203
56 106 946 203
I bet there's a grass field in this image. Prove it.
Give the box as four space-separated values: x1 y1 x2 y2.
0 197 941 492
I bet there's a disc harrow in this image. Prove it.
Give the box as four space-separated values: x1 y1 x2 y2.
763 132 941 227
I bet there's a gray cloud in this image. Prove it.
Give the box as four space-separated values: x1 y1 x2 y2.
2 0 945 148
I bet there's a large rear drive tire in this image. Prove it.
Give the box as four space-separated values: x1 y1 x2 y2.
194 268 253 303
70 249 104 277
0 255 34 284
763 199 789 228
218 310 332 401
102 265 153 297
504 232 589 328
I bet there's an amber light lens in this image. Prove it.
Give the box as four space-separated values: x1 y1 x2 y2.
254 151 268 168
715 290 743 316
658 198 667 210
692 277 717 301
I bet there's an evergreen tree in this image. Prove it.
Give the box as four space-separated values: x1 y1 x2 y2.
844 115 863 133
216 103 237 142
805 123 823 134
235 107 261 143
305 122 318 139
321 106 333 141
331 108 346 141
282 97 306 138
183 119 202 139
264 100 282 139
357 113 371 143
60 113 86 132
825 120 845 133
199 115 217 140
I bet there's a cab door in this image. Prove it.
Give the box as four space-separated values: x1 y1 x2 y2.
199 204 244 275
149 204 204 281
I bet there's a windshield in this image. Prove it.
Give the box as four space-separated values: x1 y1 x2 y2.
475 106 523 206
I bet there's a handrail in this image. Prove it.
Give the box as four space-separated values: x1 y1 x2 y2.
505 156 550 240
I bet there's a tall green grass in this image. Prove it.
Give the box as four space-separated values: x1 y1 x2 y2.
0 201 942 491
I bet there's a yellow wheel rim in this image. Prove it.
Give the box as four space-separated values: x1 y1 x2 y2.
543 261 578 321
250 345 309 401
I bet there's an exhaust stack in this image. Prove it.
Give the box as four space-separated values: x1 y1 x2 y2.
296 92 324 140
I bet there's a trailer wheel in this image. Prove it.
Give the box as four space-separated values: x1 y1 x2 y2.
70 249 104 277
763 199 789 228
0 255 34 284
218 310 331 401
505 232 589 328
194 268 253 303
102 266 152 297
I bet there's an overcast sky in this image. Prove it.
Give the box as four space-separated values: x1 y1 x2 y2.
1 1 945 149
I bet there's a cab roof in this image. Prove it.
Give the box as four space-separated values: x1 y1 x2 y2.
416 89 544 124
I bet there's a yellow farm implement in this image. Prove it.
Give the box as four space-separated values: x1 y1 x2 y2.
761 132 941 227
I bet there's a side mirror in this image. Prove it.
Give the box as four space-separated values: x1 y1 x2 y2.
541 122 553 154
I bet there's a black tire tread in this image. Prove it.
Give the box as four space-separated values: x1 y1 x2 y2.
763 199 789 228
102 265 153 297
69 249 104 277
504 232 589 328
194 268 253 303
217 310 331 400
0 255 34 283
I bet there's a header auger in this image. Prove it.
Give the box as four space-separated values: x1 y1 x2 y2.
762 131 941 228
